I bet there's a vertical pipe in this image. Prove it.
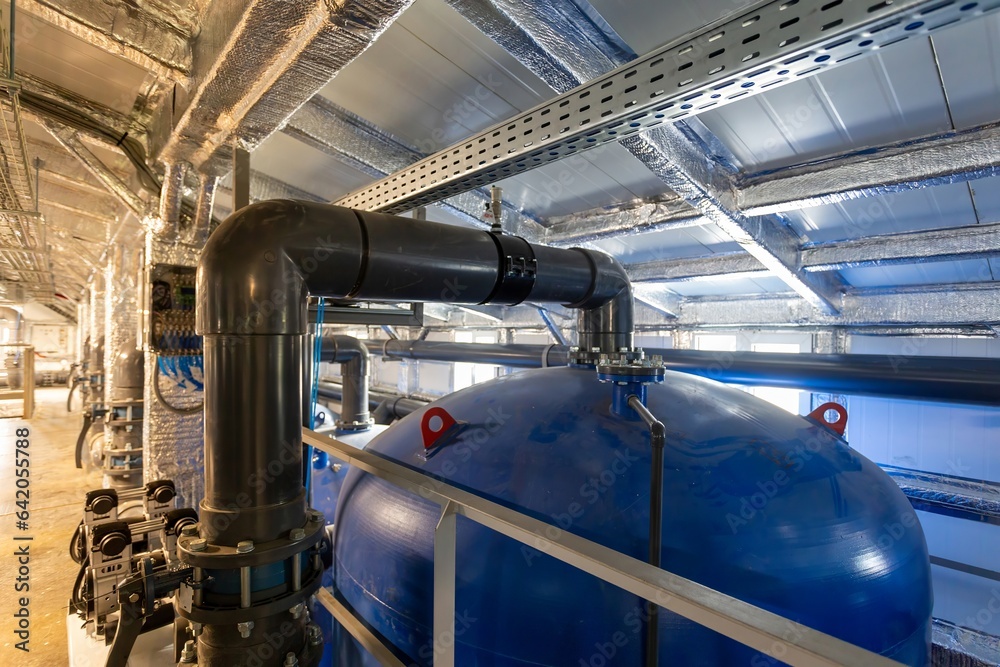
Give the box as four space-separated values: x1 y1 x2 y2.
190 173 218 246
8 0 15 79
200 334 304 545
239 566 251 608
159 163 188 240
232 146 250 212
628 395 664 667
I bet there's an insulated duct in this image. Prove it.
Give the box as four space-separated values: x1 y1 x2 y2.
380 341 1000 405
187 199 633 666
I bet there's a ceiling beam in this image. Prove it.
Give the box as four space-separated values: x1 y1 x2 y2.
737 121 1000 217
676 283 1000 329
629 253 766 284
41 120 147 217
283 97 543 235
15 0 191 81
158 0 416 174
620 127 842 313
543 196 705 247
627 222 1000 284
802 223 1000 273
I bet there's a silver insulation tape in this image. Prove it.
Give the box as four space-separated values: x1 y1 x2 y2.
932 619 1000 667
159 0 418 174
883 465 1000 521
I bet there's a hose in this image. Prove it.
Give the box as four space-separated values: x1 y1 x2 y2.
74 412 92 469
69 520 85 564
66 379 78 412
152 356 203 415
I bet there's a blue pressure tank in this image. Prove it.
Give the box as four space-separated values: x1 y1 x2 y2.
333 366 933 666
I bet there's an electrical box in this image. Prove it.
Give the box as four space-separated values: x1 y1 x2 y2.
149 264 200 356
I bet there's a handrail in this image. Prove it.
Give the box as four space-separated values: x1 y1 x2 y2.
303 428 903 667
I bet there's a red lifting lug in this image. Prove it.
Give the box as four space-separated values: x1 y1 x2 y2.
421 407 460 450
806 402 848 437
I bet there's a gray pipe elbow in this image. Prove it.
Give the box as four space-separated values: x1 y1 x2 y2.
197 200 365 336
572 250 634 353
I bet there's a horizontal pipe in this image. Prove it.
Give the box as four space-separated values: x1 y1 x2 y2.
380 341 1000 406
317 380 425 420
382 340 570 368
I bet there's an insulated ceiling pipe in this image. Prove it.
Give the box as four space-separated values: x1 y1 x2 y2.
320 334 373 430
381 341 1000 406
188 199 633 666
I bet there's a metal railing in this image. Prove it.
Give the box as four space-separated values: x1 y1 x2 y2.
304 428 903 667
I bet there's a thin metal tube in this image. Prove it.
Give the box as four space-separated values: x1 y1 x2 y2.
628 395 665 667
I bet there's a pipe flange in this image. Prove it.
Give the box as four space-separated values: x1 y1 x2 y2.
567 346 604 366
177 512 325 569
596 349 666 384
176 565 324 624
335 417 375 432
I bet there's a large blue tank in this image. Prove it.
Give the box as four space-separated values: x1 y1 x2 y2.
333 367 933 666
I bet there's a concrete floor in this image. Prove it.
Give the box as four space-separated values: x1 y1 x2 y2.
0 387 102 666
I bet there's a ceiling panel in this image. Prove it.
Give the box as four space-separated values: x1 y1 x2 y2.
253 133 373 201
839 259 996 288
697 36 951 172
589 0 759 57
655 274 789 298
931 12 1000 131
590 224 739 263
784 182 979 244
15 12 149 114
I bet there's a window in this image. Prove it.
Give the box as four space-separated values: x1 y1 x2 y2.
453 331 498 391
750 342 804 414
696 334 737 352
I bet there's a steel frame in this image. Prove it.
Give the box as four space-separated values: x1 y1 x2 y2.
305 427 903 667
335 0 999 215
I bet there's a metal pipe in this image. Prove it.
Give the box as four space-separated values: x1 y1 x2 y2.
380 341 1000 405
320 334 373 430
627 395 664 667
194 199 632 662
317 380 426 421
383 340 570 369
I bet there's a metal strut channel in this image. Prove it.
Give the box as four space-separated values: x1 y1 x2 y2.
335 0 1000 215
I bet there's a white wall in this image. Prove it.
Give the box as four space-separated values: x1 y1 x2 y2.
846 335 1000 634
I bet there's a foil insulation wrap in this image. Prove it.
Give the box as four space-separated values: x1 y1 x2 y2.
103 244 141 460
932 619 1000 667
14 0 193 79
142 235 204 508
88 276 104 359
882 465 1000 524
160 0 418 174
